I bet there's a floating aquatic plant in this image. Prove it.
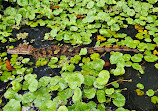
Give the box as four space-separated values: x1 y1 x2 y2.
1 0 158 110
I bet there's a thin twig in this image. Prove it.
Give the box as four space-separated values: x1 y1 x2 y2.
104 79 132 87
0 83 11 100
100 52 106 58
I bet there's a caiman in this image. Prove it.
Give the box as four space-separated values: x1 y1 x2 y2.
7 43 140 60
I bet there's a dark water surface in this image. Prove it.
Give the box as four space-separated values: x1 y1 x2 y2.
122 62 158 111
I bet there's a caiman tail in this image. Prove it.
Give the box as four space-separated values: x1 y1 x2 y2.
94 45 140 53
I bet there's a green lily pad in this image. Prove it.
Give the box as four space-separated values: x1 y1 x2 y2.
96 70 110 85
146 89 155 97
72 87 82 102
97 90 106 103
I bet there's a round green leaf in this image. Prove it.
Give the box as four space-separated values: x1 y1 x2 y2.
97 12 110 21
79 48 87 55
4 89 17 99
111 24 120 31
96 70 110 85
116 107 126 111
155 63 158 69
87 1 94 9
39 76 51 87
131 54 143 62
146 89 155 97
28 79 38 92
22 58 30 63
136 83 144 89
105 88 115 95
58 106 68 111
50 29 58 38
72 87 82 102
112 93 125 107
75 102 89 110
4 7 16 16
123 54 131 61
97 90 106 103
151 96 158 104
3 99 21 111
84 88 96 99
22 92 36 103
70 26 78 31
144 54 158 62
11 81 21 92
99 29 111 36
84 75 95 86
39 100 56 111
64 72 84 89
127 9 135 16
113 66 125 76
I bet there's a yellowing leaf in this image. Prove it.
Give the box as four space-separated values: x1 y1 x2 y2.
153 50 158 55
144 30 148 34
40 12 45 14
135 33 144 39
138 29 148 34
138 30 143 33
55 24 60 27
97 35 106 42
135 24 144 30
136 89 145 96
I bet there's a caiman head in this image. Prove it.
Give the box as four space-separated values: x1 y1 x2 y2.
7 43 34 55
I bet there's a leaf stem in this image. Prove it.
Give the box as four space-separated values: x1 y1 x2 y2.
104 79 132 87
0 83 11 100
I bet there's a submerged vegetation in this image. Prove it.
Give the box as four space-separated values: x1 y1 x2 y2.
0 0 158 110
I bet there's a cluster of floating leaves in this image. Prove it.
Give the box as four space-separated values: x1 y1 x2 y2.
0 0 158 110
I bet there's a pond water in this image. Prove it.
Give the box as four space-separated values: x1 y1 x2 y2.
122 62 158 111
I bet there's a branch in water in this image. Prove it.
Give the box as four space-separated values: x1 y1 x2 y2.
104 79 132 87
